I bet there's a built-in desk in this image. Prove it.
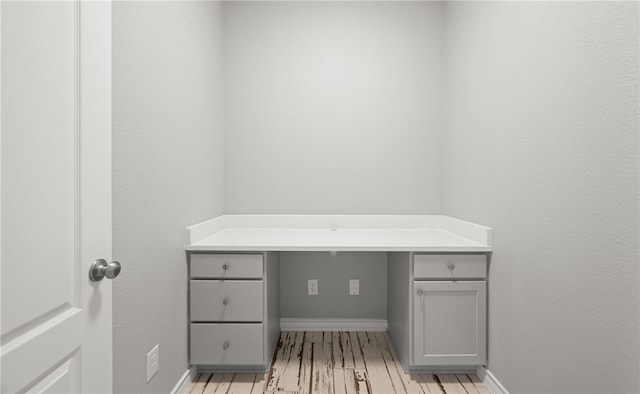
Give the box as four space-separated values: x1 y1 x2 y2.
185 215 492 373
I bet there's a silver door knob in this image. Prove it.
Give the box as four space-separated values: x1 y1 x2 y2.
89 259 122 282
223 341 230 350
222 297 230 306
416 289 424 296
447 263 455 271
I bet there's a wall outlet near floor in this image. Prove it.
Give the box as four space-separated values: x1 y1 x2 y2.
146 344 159 382
308 279 318 295
349 279 360 295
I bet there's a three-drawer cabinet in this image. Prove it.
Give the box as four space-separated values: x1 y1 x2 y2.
387 252 488 372
188 253 280 370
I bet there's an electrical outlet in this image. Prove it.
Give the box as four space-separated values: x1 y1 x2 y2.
308 279 318 295
349 279 359 295
146 344 159 382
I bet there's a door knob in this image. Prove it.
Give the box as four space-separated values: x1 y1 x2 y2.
89 259 122 282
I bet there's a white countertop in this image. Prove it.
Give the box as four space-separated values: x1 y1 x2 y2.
185 215 492 252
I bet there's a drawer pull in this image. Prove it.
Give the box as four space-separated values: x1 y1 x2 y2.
223 341 230 350
222 297 229 306
447 263 455 271
222 263 229 271
417 289 424 296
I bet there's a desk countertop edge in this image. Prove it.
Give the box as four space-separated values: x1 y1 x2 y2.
185 215 492 253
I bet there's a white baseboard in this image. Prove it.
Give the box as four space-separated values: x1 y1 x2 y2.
477 366 509 394
280 318 387 332
170 366 197 394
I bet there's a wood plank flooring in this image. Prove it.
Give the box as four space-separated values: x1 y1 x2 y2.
188 331 491 394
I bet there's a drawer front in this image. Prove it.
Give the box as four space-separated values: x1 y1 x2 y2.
190 323 264 365
190 254 263 279
190 280 263 322
414 254 486 279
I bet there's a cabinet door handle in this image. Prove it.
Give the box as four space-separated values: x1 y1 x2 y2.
223 341 230 350
222 263 229 271
222 297 229 306
447 263 455 271
416 289 424 296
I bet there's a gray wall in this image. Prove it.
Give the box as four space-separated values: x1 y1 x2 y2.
280 252 387 319
111 2 640 393
223 1 444 214
222 1 444 326
443 2 639 393
112 2 224 392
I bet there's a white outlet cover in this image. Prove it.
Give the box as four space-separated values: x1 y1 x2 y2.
350 279 359 295
146 344 159 382
308 279 318 295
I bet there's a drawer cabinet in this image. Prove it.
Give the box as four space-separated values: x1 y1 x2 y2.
188 252 280 369
190 280 263 322
190 324 264 365
414 254 486 279
191 254 263 279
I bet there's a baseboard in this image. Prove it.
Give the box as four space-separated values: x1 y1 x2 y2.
170 366 197 394
280 318 387 331
196 366 269 374
476 366 509 394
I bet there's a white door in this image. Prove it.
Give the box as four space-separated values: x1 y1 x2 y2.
1 1 112 393
413 281 487 366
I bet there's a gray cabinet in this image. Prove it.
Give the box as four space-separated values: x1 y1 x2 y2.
190 280 263 322
190 324 264 365
388 253 488 371
188 252 279 370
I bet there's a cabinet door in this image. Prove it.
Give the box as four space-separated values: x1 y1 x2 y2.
413 281 486 366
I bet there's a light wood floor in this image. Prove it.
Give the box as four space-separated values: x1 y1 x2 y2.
188 331 491 394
